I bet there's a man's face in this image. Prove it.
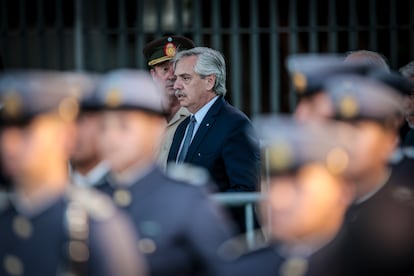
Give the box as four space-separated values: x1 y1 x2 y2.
403 94 414 128
71 112 102 167
150 61 175 97
261 164 349 243
99 111 165 174
173 55 215 113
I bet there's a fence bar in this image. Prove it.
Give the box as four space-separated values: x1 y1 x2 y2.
56 0 65 69
245 203 254 248
136 0 146 69
173 0 183 35
249 0 261 116
368 0 378 51
288 0 298 112
155 0 163 37
269 0 280 113
348 0 358 50
192 0 202 46
211 0 222 51
74 0 84 71
0 0 7 67
19 0 28 68
389 0 397 68
37 0 47 68
230 0 242 109
118 0 127 67
309 0 318 52
328 0 338 52
411 1 414 60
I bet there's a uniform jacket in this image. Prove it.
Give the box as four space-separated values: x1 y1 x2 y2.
98 166 235 276
167 96 261 193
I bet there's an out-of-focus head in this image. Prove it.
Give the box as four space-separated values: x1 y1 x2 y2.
344 50 390 73
0 70 82 182
93 69 167 174
254 115 353 245
399 61 414 128
286 54 380 122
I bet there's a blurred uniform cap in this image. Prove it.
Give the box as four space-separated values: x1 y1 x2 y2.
92 69 165 115
286 54 380 97
254 115 352 176
367 70 414 96
143 36 195 66
324 75 404 123
0 70 91 125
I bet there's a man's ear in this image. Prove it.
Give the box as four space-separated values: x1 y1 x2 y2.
150 68 156 78
205 75 216 91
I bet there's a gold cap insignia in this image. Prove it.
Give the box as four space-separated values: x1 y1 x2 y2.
339 94 358 118
293 72 307 94
164 42 177 58
3 92 22 118
105 88 122 108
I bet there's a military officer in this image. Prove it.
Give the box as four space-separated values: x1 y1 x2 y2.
307 75 414 276
143 35 195 169
221 116 354 276
87 69 235 276
0 71 146 276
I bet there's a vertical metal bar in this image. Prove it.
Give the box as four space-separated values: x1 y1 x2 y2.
192 0 202 46
19 0 28 68
389 0 397 68
99 0 108 71
288 0 298 112
245 203 254 249
74 0 84 71
173 0 183 35
309 0 318 52
0 0 8 67
269 0 280 113
155 0 163 37
348 0 358 50
328 0 338 52
230 0 242 109
38 0 47 68
368 0 378 51
249 0 261 115
57 0 65 69
136 0 146 69
118 0 127 67
411 1 414 60
211 0 222 51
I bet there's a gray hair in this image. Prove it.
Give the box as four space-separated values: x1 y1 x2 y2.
173 47 227 96
399 60 414 78
344 50 390 73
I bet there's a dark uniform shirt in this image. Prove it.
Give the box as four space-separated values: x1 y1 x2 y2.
97 165 235 276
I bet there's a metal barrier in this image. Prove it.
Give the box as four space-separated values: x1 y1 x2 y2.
212 192 263 249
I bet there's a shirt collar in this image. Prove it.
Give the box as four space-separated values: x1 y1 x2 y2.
71 161 110 187
193 96 219 124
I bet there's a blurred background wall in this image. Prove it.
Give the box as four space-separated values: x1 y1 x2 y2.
1 0 413 114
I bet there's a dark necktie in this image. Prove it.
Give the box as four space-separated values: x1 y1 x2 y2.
177 115 196 163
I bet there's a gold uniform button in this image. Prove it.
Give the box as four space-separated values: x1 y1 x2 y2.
280 257 308 276
138 238 156 254
113 189 132 207
3 254 24 275
12 216 32 239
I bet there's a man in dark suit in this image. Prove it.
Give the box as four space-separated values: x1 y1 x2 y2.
87 69 235 276
167 47 261 231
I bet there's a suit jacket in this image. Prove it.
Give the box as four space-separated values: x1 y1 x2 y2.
98 166 235 276
167 96 261 192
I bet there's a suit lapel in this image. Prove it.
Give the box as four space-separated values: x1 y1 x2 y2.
185 97 225 161
167 116 189 161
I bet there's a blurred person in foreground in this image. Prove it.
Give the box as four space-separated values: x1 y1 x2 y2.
0 71 146 276
343 49 390 72
220 116 354 276
143 35 195 169
88 69 235 276
399 60 414 146
307 75 414 276
70 74 110 187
